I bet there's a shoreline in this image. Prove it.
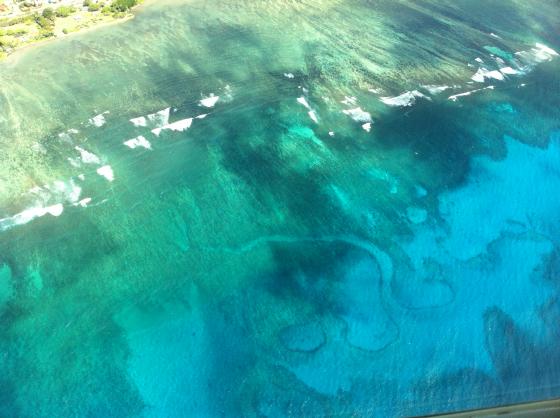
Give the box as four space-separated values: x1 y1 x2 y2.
2 15 134 65
0 1 150 65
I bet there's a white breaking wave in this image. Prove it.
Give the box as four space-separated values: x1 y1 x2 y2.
471 67 505 82
76 197 92 208
124 135 152 150
448 85 494 101
308 110 319 124
467 42 558 85
130 107 171 128
0 204 64 230
88 111 109 127
342 107 372 123
151 117 194 136
297 97 319 123
421 85 451 95
200 94 220 108
97 165 115 182
130 116 147 127
515 42 558 69
0 179 82 231
380 90 428 107
75 146 101 165
499 66 518 75
341 96 358 106
297 96 311 109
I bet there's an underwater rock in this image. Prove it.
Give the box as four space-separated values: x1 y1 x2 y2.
335 253 397 352
279 322 326 353
391 259 454 310
406 206 428 224
0 264 13 310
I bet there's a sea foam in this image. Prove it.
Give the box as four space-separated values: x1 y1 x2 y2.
130 107 171 128
124 135 152 150
88 111 109 127
200 95 220 108
471 68 504 82
421 85 451 95
151 117 194 136
380 90 428 107
97 165 115 182
342 107 372 123
75 146 101 165
0 179 82 231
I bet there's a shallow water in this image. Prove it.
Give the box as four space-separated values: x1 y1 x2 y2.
1 0 560 416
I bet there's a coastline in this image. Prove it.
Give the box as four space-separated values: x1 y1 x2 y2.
2 15 133 65
0 1 150 65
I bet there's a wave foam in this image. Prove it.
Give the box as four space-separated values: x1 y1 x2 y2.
448 85 494 101
471 68 504 82
97 165 115 182
297 96 311 109
514 42 558 70
0 179 82 231
421 85 451 95
130 107 170 128
75 146 101 165
380 90 428 107
200 95 219 108
124 135 152 150
342 107 372 123
151 117 194 136
308 110 319 124
88 111 109 127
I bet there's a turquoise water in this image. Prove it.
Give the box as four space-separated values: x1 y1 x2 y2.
1 0 560 416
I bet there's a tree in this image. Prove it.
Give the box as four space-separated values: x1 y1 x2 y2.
55 6 76 17
42 7 55 21
35 15 52 30
110 0 138 13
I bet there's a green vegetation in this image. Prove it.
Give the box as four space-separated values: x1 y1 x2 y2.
35 15 53 30
36 29 54 39
110 0 138 12
1 0 141 58
0 28 27 36
55 6 77 18
0 15 32 27
41 7 55 21
0 36 17 48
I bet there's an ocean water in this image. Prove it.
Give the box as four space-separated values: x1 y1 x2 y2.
1 0 560 416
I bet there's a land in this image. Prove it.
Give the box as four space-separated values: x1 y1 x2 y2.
0 0 141 58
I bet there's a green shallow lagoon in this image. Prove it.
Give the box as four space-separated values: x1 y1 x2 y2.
1 0 560 416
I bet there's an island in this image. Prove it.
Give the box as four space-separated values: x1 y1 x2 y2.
0 0 141 58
